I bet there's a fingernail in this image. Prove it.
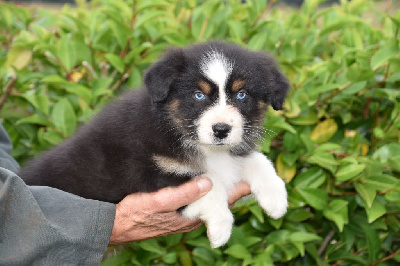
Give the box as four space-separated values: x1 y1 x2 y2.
197 178 212 195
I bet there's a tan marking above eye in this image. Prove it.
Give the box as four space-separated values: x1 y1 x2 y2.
198 80 212 94
232 80 245 93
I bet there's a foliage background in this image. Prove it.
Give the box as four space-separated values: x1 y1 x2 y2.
1 0 400 265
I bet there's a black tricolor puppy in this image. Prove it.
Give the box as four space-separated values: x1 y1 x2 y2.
20 41 290 248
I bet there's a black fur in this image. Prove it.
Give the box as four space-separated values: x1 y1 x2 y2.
19 41 289 203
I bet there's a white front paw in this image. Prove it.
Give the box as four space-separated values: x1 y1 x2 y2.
207 213 234 248
257 177 288 219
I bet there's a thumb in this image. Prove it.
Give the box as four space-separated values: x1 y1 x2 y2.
153 177 212 212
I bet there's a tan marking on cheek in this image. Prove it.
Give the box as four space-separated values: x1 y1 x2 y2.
166 99 185 127
232 80 245 93
254 101 268 125
198 80 212 94
258 101 267 112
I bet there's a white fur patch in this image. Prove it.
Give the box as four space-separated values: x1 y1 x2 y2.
200 50 233 106
182 150 288 248
241 152 288 219
196 104 243 146
182 149 242 248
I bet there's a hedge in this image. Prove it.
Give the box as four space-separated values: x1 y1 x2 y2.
1 0 399 265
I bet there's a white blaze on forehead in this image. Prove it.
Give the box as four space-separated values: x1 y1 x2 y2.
200 50 233 106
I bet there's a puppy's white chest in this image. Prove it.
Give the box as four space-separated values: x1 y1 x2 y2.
201 149 242 191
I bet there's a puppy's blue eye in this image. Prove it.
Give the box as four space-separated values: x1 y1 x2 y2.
236 91 247 100
195 92 205 101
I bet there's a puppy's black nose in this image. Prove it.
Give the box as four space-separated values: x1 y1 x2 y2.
212 123 231 139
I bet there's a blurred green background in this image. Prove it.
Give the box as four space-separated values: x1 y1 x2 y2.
1 0 399 265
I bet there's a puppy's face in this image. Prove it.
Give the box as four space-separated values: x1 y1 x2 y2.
145 42 289 152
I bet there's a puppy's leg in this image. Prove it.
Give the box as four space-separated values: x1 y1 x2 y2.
242 152 288 219
182 178 233 248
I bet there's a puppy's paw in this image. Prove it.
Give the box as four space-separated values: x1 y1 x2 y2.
257 177 288 219
181 204 199 220
207 214 234 248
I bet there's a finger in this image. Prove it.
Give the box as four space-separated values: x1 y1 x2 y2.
228 182 251 205
152 177 212 212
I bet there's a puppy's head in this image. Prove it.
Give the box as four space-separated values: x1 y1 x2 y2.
144 42 289 151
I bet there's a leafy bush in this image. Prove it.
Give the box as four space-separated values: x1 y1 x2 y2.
1 0 399 265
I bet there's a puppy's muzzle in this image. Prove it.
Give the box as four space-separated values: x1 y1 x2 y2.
212 123 232 139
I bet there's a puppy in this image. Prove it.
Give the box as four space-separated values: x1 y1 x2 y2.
20 41 290 248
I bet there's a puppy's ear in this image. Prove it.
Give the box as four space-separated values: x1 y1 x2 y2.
256 53 290 110
144 48 185 103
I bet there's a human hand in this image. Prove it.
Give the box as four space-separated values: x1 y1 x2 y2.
109 178 251 245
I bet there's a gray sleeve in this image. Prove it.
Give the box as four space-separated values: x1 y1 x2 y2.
0 168 116 266
0 124 116 265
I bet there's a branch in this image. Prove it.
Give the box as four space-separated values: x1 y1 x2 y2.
317 230 336 257
372 250 400 266
0 74 17 111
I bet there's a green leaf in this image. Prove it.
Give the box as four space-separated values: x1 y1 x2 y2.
164 233 183 246
249 203 264 223
63 84 92 103
178 250 192 266
385 191 400 202
105 53 125 73
57 34 76 71
135 10 166 29
320 16 364 36
306 152 338 173
41 75 92 103
136 0 170 12
286 209 314 222
297 187 329 210
228 20 246 40
292 167 326 189
224 244 251 259
276 152 296 183
335 163 365 182
92 77 113 97
265 114 296 134
323 199 349 232
107 20 130 48
101 250 132 266
365 174 399 191
16 114 53 127
139 239 165 255
39 128 64 146
192 247 215 264
162 252 177 264
355 183 376 208
252 246 274 266
360 223 380 264
248 33 267 50
3 46 32 71
289 231 322 242
21 93 50 115
365 199 386 223
371 45 399 69
310 118 338 144
373 143 400 162
342 81 367 95
51 98 77 137
265 230 290 245
289 109 318 125
308 83 339 97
